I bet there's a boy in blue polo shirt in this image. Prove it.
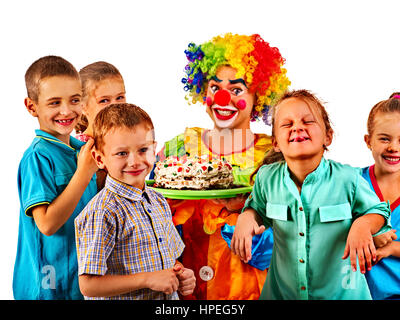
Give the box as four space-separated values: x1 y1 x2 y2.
13 56 98 300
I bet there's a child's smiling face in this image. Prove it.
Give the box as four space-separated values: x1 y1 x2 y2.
25 76 82 144
83 77 126 131
272 97 332 163
365 111 400 175
94 124 156 189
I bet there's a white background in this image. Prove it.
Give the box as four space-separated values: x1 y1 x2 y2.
1 0 399 299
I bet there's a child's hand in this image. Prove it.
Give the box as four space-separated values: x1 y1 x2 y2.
146 269 179 295
373 229 397 248
231 209 265 263
342 217 376 274
210 194 247 212
77 138 98 177
173 263 196 296
374 242 395 264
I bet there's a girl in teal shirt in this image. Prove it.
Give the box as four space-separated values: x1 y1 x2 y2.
232 89 392 300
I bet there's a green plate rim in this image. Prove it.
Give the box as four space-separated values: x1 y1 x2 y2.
146 180 252 199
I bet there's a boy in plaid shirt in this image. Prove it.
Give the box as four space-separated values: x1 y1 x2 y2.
74 103 195 299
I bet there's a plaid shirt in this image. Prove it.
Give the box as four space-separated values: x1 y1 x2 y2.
75 175 184 300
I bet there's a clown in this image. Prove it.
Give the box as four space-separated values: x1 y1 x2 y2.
157 33 290 300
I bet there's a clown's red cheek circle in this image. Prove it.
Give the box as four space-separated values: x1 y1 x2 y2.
237 99 246 110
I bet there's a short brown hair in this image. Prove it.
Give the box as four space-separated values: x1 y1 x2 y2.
75 61 124 133
25 56 79 103
93 103 154 153
367 93 400 135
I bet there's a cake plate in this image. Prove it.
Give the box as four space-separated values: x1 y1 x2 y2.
146 180 252 200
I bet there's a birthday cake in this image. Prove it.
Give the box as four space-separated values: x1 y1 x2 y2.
154 155 234 190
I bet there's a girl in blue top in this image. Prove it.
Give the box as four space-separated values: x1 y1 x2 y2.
231 89 392 300
362 93 400 300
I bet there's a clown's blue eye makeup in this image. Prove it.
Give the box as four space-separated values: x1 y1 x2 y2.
210 84 219 94
231 88 243 96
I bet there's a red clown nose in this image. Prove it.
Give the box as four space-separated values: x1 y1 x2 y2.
214 89 231 106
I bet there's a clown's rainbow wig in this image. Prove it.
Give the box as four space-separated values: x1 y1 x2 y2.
182 33 290 124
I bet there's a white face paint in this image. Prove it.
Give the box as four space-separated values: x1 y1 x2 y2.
211 104 239 128
206 66 254 131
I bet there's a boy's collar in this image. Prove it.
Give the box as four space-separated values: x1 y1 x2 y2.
105 175 151 202
35 129 85 151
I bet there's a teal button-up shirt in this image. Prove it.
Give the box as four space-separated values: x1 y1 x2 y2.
244 158 391 300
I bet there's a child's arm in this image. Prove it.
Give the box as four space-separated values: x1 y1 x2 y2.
231 208 265 263
79 269 179 298
373 229 397 248
343 172 392 273
342 213 385 274
375 241 400 263
32 139 98 236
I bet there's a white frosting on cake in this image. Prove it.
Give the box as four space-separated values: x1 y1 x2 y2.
154 155 234 190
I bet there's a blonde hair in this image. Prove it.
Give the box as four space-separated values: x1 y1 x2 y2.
367 93 400 136
251 89 333 182
75 61 124 133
